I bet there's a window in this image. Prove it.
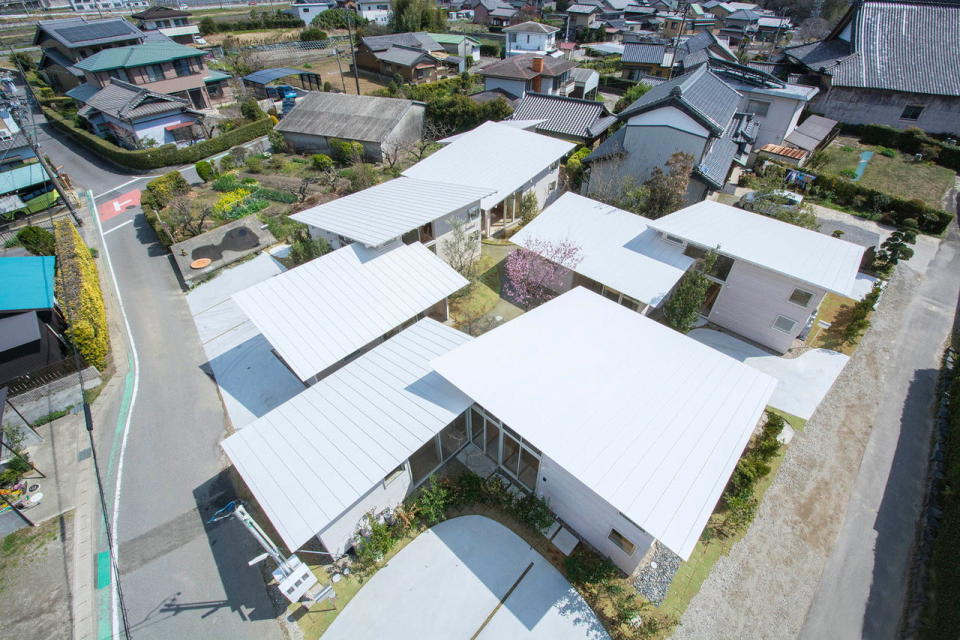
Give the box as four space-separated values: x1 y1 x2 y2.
383 464 405 487
772 314 797 334
548 181 557 191
788 288 814 307
608 528 637 555
173 58 192 77
746 99 770 117
664 233 684 245
108 68 129 82
144 64 165 82
684 244 734 282
900 104 924 121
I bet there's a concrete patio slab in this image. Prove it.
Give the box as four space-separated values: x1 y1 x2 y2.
551 527 579 556
323 515 608 640
689 328 849 420
172 215 276 286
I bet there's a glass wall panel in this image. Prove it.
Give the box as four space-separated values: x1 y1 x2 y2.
440 413 468 459
518 448 540 490
470 408 484 448
484 419 499 464
502 433 521 477
409 438 441 486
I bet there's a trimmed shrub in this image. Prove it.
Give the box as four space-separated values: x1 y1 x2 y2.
54 220 109 369
311 153 333 171
329 139 364 164
195 160 215 182
16 225 55 255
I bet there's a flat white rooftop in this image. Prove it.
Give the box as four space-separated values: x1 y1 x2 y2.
233 242 468 382
290 177 493 247
648 200 865 296
432 287 777 560
222 319 474 552
511 192 695 307
402 121 576 210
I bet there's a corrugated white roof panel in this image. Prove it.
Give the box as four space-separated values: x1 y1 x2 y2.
233 242 468 382
432 288 777 560
222 319 474 551
648 200 865 296
402 121 576 209
511 193 695 307
290 177 492 247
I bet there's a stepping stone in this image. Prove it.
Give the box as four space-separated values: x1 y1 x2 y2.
552 526 579 556
777 425 796 445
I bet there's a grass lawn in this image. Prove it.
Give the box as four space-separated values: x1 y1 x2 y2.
447 251 506 331
805 291 864 355
767 407 807 433
814 137 956 209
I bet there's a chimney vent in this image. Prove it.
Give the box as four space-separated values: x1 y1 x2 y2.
531 56 545 73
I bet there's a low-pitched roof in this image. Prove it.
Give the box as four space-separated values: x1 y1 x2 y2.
428 32 481 45
222 318 474 552
511 92 616 140
375 44 437 67
361 32 442 52
569 67 599 85
478 52 576 80
648 200 865 296
567 3 601 12
290 178 492 247
275 92 416 144
402 121 576 210
34 17 142 49
432 287 777 560
490 6 519 16
233 242 468 382
79 78 193 121
242 67 305 85
784 114 838 152
511 193 694 306
130 6 191 19
725 8 760 20
503 20 560 32
622 42 667 64
0 256 56 312
0 163 51 196
39 48 83 76
74 41 203 72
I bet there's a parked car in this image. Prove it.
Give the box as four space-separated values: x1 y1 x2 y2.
737 189 804 212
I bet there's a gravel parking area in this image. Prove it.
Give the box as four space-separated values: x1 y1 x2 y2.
672 265 918 639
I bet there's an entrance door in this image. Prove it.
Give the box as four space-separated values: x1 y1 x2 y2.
188 88 207 109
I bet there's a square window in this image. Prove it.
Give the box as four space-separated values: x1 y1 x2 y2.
772 314 797 334
383 464 405 486
664 233 685 245
788 288 814 307
746 99 770 117
608 528 636 555
900 104 924 120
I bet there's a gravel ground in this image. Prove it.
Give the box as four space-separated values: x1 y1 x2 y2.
633 542 681 605
672 265 917 640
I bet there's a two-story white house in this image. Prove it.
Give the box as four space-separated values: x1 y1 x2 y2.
357 0 393 24
285 0 336 25
503 21 561 58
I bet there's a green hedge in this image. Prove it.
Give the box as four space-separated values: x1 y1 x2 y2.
43 106 274 170
54 219 109 369
842 123 960 172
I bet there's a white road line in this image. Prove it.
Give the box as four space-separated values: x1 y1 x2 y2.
102 219 133 235
89 189 141 640
94 177 155 199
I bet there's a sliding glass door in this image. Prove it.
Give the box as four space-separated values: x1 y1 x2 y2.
468 407 541 491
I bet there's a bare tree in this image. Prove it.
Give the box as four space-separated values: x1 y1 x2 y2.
440 218 481 279
411 120 453 162
797 17 831 42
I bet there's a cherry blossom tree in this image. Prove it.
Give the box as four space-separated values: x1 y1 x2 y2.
504 238 583 309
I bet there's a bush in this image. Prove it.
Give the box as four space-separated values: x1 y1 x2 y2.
299 27 327 41
54 220 109 369
16 226 55 255
245 156 264 173
329 139 364 164
268 129 287 153
311 153 333 171
564 551 619 588
839 168 857 179
211 173 242 192
144 171 190 210
415 476 450 524
195 160 215 182
312 7 367 29
614 82 651 112
877 146 897 158
212 188 252 219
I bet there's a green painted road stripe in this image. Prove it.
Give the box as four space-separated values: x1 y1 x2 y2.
95 551 111 589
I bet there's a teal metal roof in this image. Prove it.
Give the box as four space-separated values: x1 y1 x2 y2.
0 256 56 311
0 164 51 195
75 42 204 72
204 70 231 83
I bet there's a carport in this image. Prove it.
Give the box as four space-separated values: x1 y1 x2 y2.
241 67 324 97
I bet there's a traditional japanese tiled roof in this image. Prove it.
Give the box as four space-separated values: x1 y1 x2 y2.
478 53 577 79
786 0 960 97
503 20 559 32
361 32 442 53
622 42 667 64
512 93 616 140
79 78 194 121
374 44 437 67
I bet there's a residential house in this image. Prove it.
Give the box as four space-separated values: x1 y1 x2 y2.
647 200 865 353
429 32 481 62
403 120 575 236
703 0 761 19
510 92 616 144
585 65 758 202
69 79 204 149
274 92 424 162
357 32 445 83
70 0 148 11
222 287 778 574
783 0 960 134
290 177 491 264
478 53 576 98
232 242 468 386
34 17 145 92
717 8 761 47
0 107 43 172
472 0 520 26
569 66 599 98
566 3 601 30
660 3 718 37
285 0 337 25
621 30 736 80
357 0 393 24
69 41 226 110
755 15 791 42
130 6 200 45
503 21 561 57
511 192 695 313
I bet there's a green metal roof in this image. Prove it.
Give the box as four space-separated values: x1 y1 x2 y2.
204 70 231 83
75 42 205 72
0 163 51 195
428 33 480 45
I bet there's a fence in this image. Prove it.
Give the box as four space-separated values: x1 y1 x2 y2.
238 36 351 53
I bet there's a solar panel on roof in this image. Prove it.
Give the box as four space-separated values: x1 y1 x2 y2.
58 22 135 44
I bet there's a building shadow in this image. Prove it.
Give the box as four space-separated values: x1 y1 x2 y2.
861 368 939 639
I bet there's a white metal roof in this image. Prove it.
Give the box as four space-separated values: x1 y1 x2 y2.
233 242 468 382
222 319 474 551
648 200 865 296
511 193 695 307
438 119 547 143
402 121 576 210
289 177 492 247
432 288 777 560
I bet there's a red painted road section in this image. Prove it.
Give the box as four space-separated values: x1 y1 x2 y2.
98 189 141 222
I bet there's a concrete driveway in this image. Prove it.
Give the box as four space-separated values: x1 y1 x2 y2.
323 515 609 640
689 329 849 420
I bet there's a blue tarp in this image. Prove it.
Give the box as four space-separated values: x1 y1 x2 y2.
242 67 304 85
0 255 56 311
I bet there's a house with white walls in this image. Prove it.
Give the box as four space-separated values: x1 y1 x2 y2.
503 21 561 58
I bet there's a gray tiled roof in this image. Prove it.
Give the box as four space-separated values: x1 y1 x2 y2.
478 53 576 79
362 32 441 52
584 126 626 162
39 47 84 76
695 112 753 188
622 42 667 64
567 3 600 12
275 92 415 143
35 17 142 49
570 67 599 85
375 45 436 67
0 131 30 153
512 93 616 140
65 83 99 102
725 8 760 20
490 6 519 16
618 65 742 133
81 79 192 121
784 38 851 71
504 21 559 32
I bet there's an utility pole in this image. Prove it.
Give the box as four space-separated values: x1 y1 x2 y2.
346 12 361 95
333 48 348 93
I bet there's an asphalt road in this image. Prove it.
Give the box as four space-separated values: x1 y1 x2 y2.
799 220 960 636
39 119 285 639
